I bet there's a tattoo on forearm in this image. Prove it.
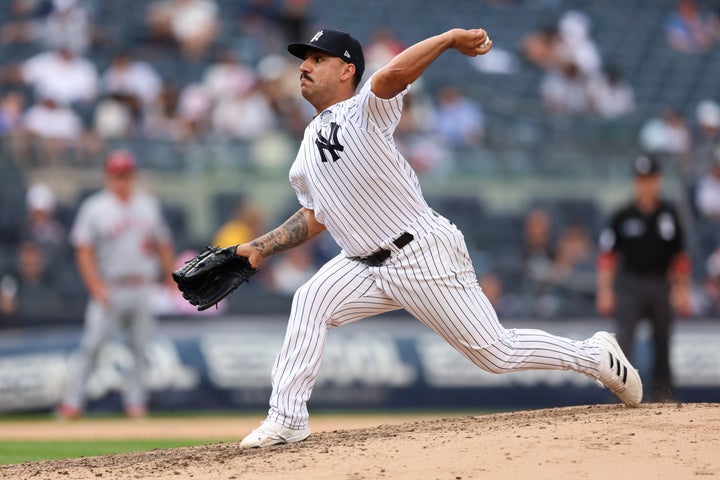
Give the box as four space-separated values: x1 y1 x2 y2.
251 210 309 257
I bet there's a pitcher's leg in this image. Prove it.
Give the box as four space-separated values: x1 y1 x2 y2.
379 222 601 379
267 254 401 429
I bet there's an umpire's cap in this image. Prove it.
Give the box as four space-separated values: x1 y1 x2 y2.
632 154 661 177
287 29 365 79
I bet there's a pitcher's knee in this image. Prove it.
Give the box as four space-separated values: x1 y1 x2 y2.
459 329 521 374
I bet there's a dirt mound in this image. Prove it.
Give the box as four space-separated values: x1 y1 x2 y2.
2 403 718 480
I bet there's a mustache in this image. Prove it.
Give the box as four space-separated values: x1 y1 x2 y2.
301 72 312 82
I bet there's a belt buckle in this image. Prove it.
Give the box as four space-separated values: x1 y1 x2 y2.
361 249 390 267
356 232 413 267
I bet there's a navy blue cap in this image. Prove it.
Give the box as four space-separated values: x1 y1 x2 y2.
287 29 365 79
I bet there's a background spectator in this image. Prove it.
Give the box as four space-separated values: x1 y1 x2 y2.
14 47 98 106
556 10 602 76
364 26 406 77
1 0 95 54
690 99 720 178
147 0 219 60
694 151 720 222
587 65 636 120
521 24 567 72
101 50 163 114
21 97 84 164
699 246 720 315
142 84 186 141
665 0 715 53
212 200 266 248
0 239 62 326
22 182 66 255
277 0 312 46
521 207 556 301
268 244 316 294
639 108 692 157
432 85 484 149
477 272 507 315
256 53 311 137
211 82 277 141
0 90 26 134
201 49 256 104
540 62 590 116
548 223 597 312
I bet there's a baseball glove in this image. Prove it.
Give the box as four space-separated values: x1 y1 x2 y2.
172 245 258 311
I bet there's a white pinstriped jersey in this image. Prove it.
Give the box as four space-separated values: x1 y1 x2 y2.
289 76 429 257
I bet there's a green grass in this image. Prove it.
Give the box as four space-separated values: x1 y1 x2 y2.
0 439 225 465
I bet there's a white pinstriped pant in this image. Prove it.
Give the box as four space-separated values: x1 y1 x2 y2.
267 211 603 429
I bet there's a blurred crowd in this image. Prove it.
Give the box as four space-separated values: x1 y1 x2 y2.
2 0 720 327
0 0 487 171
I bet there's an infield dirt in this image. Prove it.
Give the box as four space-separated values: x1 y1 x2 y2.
1 402 718 479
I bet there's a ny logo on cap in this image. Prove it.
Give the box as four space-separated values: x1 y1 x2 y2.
344 50 351 58
311 30 323 43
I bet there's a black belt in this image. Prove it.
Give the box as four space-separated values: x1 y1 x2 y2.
353 232 414 267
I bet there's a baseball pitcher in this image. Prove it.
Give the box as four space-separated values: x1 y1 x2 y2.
175 27 643 447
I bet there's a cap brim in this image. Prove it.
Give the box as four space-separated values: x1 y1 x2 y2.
287 42 338 60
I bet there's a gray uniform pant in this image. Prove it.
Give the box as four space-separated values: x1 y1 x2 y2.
62 285 155 409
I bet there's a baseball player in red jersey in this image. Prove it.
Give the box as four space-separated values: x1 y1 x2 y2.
234 28 642 448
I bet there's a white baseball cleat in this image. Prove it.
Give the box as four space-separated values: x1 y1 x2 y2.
591 331 643 407
239 420 311 448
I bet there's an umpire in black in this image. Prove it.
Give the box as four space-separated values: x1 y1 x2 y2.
596 154 692 402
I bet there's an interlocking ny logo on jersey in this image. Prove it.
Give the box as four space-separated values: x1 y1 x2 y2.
315 122 344 162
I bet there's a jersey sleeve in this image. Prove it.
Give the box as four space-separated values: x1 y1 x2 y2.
291 181 313 210
598 211 620 253
356 74 410 137
289 143 314 210
666 204 685 253
69 200 96 247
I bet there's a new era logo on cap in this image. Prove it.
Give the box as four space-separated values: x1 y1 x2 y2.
287 29 365 79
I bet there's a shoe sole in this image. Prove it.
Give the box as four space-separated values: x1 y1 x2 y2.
594 331 643 407
240 429 310 448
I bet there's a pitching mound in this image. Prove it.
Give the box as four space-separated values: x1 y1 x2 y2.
2 403 718 480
